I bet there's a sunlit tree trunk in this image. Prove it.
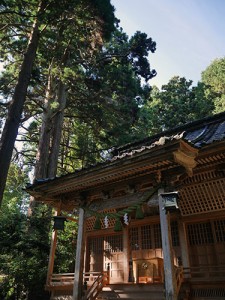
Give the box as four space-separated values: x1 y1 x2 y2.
0 1 45 205
48 80 67 178
28 69 67 215
34 77 67 180
34 67 55 180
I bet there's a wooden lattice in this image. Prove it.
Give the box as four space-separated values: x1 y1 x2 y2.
187 218 225 246
141 225 152 249
214 219 225 243
89 236 104 253
130 223 164 250
180 178 225 216
85 208 117 231
153 224 162 248
130 227 139 250
171 221 180 247
187 222 214 245
183 170 219 185
105 235 123 252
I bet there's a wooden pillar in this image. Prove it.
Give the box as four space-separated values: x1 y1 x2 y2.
46 209 59 285
123 226 129 283
73 207 85 300
158 188 177 300
178 220 190 272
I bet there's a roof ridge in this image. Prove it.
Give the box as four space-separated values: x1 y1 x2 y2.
115 111 225 154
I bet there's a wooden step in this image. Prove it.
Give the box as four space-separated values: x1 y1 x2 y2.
50 290 73 300
50 296 72 300
97 284 164 300
189 281 225 300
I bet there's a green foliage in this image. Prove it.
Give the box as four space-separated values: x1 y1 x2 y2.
91 0 116 39
0 0 118 180
137 77 214 135
0 164 51 299
129 31 156 81
18 26 156 173
54 217 78 273
0 165 79 299
58 28 156 169
201 57 225 113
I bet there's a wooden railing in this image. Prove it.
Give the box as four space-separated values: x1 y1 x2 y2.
183 265 225 281
45 273 74 291
46 273 74 289
175 266 183 295
83 271 109 300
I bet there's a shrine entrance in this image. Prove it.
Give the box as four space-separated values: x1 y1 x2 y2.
87 234 124 283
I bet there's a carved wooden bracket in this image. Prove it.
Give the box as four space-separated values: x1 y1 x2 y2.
173 140 198 176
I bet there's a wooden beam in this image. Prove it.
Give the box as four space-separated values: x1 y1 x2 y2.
178 220 190 271
46 209 60 285
88 190 154 212
158 188 178 300
64 216 78 222
73 208 85 300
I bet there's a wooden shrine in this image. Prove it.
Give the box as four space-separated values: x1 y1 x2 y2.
26 112 225 300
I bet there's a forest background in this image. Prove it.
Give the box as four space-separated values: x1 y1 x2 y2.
0 1 224 299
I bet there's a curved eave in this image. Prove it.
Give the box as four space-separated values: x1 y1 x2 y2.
26 112 225 202
26 139 183 199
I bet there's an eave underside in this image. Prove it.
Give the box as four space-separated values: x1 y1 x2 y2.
28 148 225 216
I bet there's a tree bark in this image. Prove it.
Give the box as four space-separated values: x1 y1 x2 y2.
29 35 69 216
0 2 44 205
34 44 69 180
34 69 55 180
28 76 67 215
34 77 67 180
48 80 67 178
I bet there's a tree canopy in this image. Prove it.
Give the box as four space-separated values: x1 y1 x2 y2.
0 0 116 203
9 27 157 178
135 76 214 136
201 57 225 113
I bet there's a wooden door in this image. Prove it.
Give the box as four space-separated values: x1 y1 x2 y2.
104 234 124 283
88 234 124 283
88 236 104 272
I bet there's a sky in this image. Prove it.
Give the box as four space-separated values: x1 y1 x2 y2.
111 0 225 88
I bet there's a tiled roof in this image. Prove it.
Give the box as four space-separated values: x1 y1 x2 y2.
112 112 225 160
110 132 185 162
28 112 225 189
184 119 225 147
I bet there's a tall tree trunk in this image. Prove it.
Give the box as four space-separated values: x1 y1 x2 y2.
29 35 70 216
0 1 44 205
34 43 69 180
34 68 55 180
48 80 67 178
28 74 67 215
34 77 67 180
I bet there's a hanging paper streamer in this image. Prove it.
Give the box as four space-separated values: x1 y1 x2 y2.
123 213 129 225
104 216 109 228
